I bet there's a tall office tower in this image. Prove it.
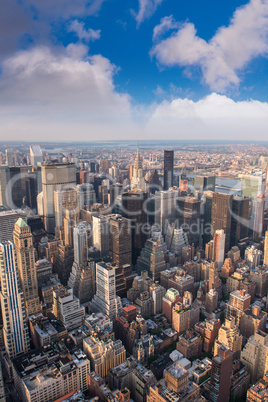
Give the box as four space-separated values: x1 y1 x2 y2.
131 147 146 191
205 289 218 314
0 242 30 359
92 216 110 257
77 183 96 210
29 145 43 166
41 162 76 233
177 196 201 247
68 222 95 303
53 242 74 285
208 265 222 299
166 224 188 257
0 209 26 242
251 194 265 238
225 289 251 326
163 150 174 190
211 192 233 252
90 262 122 320
109 184 123 210
150 282 166 314
245 245 262 269
25 171 37 211
107 214 132 267
194 175 216 192
212 229 225 269
241 330 268 382
210 345 232 402
136 237 166 281
264 231 268 265
0 166 10 207
13 218 41 316
202 190 213 245
214 317 242 360
5 149 14 166
230 195 249 247
154 188 179 235
74 222 88 265
249 266 268 297
52 287 85 330
54 187 80 240
121 190 148 264
241 174 263 198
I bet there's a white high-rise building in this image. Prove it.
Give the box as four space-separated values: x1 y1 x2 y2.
131 147 146 191
52 287 85 331
92 216 109 256
212 229 226 270
73 222 88 266
90 262 122 320
68 222 95 304
251 195 265 238
0 242 30 359
29 145 43 167
155 188 179 235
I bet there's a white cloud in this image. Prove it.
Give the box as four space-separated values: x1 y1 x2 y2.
134 0 164 27
146 93 268 139
152 15 179 41
68 20 101 42
151 0 268 91
0 44 133 141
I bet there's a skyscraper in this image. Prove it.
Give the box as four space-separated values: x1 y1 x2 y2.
90 262 122 320
131 147 146 191
212 229 225 269
0 241 30 359
163 150 174 190
121 190 148 264
211 192 233 252
29 145 43 167
41 162 76 233
136 237 166 281
92 215 110 257
108 214 132 268
264 231 268 266
177 196 201 246
251 194 265 238
230 195 249 247
210 345 232 402
68 222 95 303
154 187 179 235
13 218 41 316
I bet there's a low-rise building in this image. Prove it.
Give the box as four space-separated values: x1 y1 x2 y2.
176 329 202 360
12 343 90 402
247 372 268 402
83 336 126 379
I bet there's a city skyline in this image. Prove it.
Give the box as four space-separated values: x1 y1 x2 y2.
1 0 268 141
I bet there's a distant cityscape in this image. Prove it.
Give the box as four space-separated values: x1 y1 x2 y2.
0 141 267 401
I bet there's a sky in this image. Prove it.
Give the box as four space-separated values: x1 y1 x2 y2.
1 0 268 142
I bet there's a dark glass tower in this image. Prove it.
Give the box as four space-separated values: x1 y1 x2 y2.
164 150 174 190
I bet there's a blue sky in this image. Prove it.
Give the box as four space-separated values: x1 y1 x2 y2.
0 0 268 141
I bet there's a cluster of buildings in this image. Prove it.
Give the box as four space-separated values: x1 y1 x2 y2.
0 144 268 401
